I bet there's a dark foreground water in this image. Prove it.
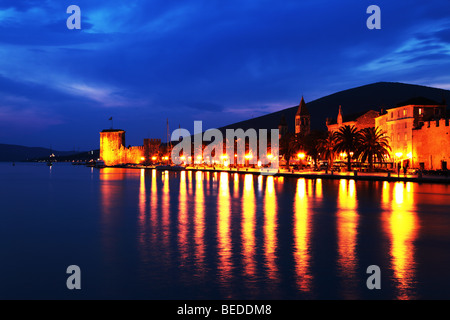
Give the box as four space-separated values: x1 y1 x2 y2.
1 162 450 299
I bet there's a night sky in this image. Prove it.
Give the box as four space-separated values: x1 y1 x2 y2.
1 0 449 150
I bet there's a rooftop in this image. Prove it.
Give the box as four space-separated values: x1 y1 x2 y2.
296 96 310 116
101 129 125 133
327 110 372 125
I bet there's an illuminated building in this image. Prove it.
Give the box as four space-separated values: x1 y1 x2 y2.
100 129 161 166
375 97 449 170
326 105 380 133
295 96 310 135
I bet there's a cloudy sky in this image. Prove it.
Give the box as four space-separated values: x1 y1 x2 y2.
0 0 450 150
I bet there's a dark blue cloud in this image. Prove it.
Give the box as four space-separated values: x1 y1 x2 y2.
0 0 449 150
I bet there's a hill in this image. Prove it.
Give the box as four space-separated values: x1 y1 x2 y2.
218 82 450 133
0 144 79 162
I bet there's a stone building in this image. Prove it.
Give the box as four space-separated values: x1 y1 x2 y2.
295 96 310 136
100 129 161 166
375 97 448 170
326 105 380 133
413 119 450 170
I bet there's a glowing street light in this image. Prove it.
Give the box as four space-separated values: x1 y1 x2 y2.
297 153 306 160
395 152 403 158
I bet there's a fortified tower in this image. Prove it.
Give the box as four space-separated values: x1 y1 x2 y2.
295 96 310 135
100 129 126 166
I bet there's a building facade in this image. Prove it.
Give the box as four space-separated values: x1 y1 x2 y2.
413 119 450 170
375 97 448 170
326 105 380 133
100 129 161 166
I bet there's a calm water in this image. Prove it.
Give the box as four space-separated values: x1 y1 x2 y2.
1 162 450 299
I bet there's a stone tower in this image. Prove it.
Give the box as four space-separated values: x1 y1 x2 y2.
337 105 343 126
295 96 310 135
100 129 125 166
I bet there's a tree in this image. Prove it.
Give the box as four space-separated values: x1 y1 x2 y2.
333 125 362 171
303 131 326 169
279 132 296 166
357 127 391 171
318 131 337 169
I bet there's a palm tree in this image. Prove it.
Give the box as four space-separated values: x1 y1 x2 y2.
318 131 337 169
357 127 391 171
333 125 361 171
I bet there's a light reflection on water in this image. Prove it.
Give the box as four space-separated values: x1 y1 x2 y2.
94 168 450 299
242 174 256 286
294 178 313 293
92 168 450 299
264 176 278 284
337 179 359 299
382 182 418 300
217 171 233 297
4 164 450 299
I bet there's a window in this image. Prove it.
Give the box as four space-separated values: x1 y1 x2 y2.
397 133 400 141
405 123 407 128
391 112 393 119
403 108 407 116
418 108 422 115
404 133 407 141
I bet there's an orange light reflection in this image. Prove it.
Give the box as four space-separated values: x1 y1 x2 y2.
217 172 233 294
242 174 256 279
337 179 359 298
383 182 418 300
264 176 278 282
178 171 189 264
194 171 206 276
294 178 313 292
